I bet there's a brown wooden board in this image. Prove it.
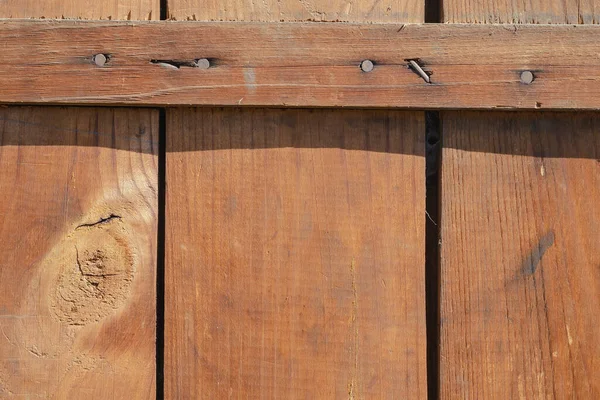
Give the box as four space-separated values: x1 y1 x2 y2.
0 0 158 20
439 112 600 398
166 0 423 22
440 0 600 394
0 107 158 398
0 0 158 397
165 108 427 398
2 21 600 109
164 0 427 397
443 0 599 24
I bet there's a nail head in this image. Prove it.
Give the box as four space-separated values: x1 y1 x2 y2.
93 54 107 67
196 58 211 70
520 70 534 84
360 59 374 73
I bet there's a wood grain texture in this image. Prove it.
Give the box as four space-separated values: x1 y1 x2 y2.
444 0 600 23
0 1 158 398
165 0 426 396
3 21 600 109
165 108 426 398
439 112 600 399
0 0 158 20
441 0 600 396
0 107 158 398
167 0 422 22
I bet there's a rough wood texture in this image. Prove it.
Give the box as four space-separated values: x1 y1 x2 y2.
441 0 600 395
165 108 426 398
3 21 600 109
440 112 600 398
0 0 158 20
0 0 158 397
0 107 158 398
444 0 600 23
165 0 427 397
167 0 422 22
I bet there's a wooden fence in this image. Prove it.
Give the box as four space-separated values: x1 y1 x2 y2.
0 0 598 397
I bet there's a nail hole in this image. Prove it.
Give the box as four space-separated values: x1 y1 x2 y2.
93 54 109 67
535 102 542 108
360 60 374 73
520 70 534 84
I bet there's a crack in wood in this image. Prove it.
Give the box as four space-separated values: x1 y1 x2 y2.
75 214 121 230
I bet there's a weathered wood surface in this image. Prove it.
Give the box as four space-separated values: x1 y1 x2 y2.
0 0 158 20
0 0 158 397
166 0 423 22
439 112 600 398
444 0 600 24
0 107 158 398
440 0 600 394
165 108 427 398
165 0 428 397
2 21 600 109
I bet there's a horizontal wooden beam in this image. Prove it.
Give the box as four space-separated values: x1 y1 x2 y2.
2 20 600 109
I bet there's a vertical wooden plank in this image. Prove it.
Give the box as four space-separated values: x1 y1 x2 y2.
440 116 600 398
0 0 158 398
165 0 426 398
166 109 426 398
0 0 158 20
0 107 158 398
167 0 423 23
441 0 600 396
443 0 599 23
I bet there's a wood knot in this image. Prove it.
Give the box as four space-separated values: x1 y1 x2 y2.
51 217 135 326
